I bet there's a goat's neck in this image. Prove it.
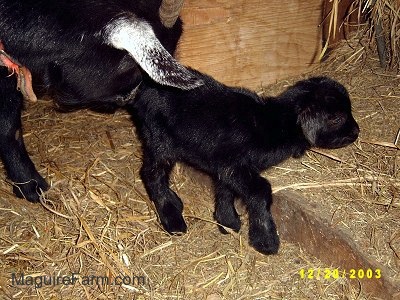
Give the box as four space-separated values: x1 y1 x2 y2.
260 97 310 158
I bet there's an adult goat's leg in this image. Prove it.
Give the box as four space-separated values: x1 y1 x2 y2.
0 67 48 201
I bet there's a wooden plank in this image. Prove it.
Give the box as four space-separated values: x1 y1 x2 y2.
181 167 400 298
272 191 400 299
178 0 322 89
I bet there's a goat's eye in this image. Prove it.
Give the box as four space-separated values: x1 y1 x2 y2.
327 115 344 126
325 96 337 102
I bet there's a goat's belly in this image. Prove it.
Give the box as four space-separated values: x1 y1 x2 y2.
33 48 141 106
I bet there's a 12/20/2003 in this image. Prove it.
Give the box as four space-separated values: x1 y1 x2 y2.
299 268 382 280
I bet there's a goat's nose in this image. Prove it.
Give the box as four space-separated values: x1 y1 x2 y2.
354 123 360 135
351 123 360 139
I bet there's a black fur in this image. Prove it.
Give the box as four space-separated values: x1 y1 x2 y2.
129 73 359 255
0 68 49 199
0 0 186 201
0 0 183 106
0 1 359 255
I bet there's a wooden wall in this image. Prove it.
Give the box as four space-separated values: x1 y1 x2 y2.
178 0 323 89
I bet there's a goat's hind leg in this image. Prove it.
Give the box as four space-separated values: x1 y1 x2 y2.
213 180 241 233
222 168 279 254
140 153 187 234
0 67 48 201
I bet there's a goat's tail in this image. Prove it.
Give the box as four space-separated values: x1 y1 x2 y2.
104 17 203 90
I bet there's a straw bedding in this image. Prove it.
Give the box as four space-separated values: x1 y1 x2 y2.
0 39 399 299
268 37 399 279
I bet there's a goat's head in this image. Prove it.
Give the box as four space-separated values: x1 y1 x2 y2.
295 77 359 149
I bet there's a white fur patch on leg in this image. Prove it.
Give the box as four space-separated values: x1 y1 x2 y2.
104 17 202 90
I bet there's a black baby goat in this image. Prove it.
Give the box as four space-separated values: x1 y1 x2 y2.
130 73 359 255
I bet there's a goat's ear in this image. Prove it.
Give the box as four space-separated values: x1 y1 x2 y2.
104 17 203 90
297 108 318 145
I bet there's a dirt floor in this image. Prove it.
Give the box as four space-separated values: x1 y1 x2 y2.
0 40 399 299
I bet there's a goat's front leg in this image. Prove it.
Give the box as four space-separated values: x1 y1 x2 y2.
0 67 49 201
221 168 279 255
213 179 241 233
140 152 187 234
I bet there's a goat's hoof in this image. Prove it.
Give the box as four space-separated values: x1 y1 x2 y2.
158 201 187 234
214 208 241 234
216 218 241 234
13 176 49 203
249 221 280 255
161 214 187 234
250 233 280 255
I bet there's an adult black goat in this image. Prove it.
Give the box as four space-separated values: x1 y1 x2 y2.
0 0 201 201
129 73 359 255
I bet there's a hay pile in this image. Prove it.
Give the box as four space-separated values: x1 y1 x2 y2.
324 0 400 69
0 37 399 300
